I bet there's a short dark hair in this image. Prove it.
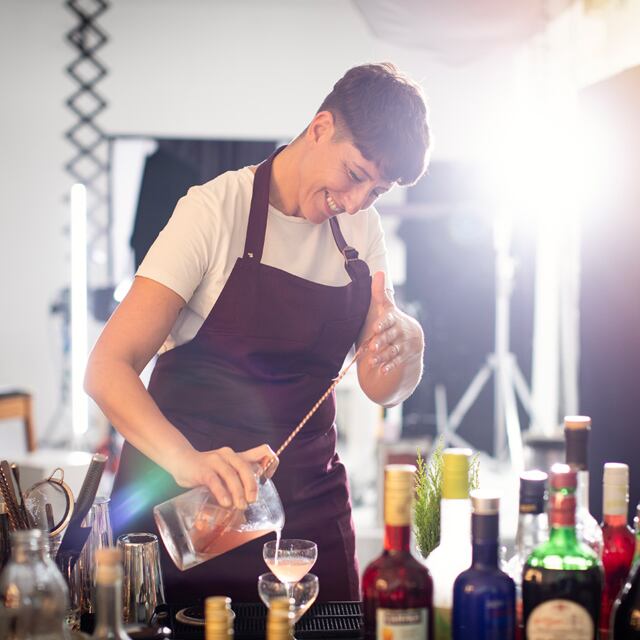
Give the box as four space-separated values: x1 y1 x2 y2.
317 62 430 186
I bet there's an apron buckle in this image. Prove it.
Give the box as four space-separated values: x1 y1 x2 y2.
342 246 359 266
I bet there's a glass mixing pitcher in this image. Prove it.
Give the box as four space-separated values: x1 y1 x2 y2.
153 476 285 571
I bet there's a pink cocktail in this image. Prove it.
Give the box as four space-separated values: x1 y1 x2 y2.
263 539 318 600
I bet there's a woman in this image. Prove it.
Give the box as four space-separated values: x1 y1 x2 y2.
85 62 430 603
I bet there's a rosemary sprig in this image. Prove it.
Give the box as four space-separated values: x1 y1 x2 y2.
413 438 480 559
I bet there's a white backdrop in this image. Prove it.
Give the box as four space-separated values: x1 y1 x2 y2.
0 0 524 451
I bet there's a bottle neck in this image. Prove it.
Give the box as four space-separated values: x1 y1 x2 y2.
473 541 499 567
440 498 472 543
604 514 628 527
472 513 499 568
549 524 579 545
384 524 411 552
94 575 127 635
548 487 578 544
10 532 47 564
603 479 629 523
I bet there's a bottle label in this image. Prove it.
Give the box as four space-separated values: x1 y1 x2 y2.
526 599 594 640
376 608 428 640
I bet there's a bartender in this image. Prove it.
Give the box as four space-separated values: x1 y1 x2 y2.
85 62 430 603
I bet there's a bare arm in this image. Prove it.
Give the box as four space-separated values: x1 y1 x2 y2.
85 276 276 508
356 271 425 407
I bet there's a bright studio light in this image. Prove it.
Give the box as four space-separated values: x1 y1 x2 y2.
71 183 89 437
485 92 610 229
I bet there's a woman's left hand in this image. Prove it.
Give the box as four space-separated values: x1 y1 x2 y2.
361 271 425 376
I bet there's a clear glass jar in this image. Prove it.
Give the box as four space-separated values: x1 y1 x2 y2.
154 475 285 571
0 529 70 640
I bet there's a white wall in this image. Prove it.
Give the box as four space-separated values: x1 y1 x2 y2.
0 0 517 448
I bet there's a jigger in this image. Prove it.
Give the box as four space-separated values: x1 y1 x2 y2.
117 532 166 625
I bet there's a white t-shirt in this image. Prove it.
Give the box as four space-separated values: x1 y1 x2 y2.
137 166 391 353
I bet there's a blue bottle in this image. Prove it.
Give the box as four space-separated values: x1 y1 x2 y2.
452 490 515 640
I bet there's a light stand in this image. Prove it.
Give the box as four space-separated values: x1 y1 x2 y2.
434 212 534 470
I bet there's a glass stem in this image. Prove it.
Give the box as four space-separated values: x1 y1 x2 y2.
286 581 295 600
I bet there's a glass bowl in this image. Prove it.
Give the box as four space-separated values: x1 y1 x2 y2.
258 572 319 622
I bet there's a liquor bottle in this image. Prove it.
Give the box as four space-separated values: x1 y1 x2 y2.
611 554 640 638
452 491 516 640
266 598 294 640
0 529 69 640
564 415 604 556
424 448 473 640
600 463 636 639
362 464 433 639
506 471 549 639
523 463 603 640
205 596 234 639
91 548 132 640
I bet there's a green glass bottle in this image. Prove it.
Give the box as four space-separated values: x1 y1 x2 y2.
522 463 603 640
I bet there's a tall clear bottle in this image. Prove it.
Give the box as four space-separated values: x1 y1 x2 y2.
523 463 603 640
0 528 69 640
600 463 636 640
362 464 433 639
564 415 604 556
424 448 472 640
91 548 132 640
452 491 516 640
505 470 548 637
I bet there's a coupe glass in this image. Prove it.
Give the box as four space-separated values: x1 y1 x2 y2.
263 539 317 599
258 572 319 627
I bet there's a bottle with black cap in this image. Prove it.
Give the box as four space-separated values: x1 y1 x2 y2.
452 491 515 640
505 470 548 636
564 415 603 557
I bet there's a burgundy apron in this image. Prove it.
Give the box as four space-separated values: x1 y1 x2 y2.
110 147 372 603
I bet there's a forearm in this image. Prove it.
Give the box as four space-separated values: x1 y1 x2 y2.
358 332 425 407
85 358 194 477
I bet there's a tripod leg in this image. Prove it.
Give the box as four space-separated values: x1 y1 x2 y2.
447 363 493 433
500 361 525 470
435 384 448 436
511 358 537 426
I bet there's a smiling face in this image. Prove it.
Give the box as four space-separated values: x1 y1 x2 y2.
295 111 395 224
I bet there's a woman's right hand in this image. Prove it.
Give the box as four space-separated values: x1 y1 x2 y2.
168 444 279 510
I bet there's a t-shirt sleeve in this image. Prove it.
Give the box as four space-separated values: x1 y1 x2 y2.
136 185 217 303
365 207 394 293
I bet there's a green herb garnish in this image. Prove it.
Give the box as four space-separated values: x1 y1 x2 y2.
413 437 480 558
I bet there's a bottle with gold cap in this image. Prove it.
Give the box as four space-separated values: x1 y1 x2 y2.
424 448 472 640
91 547 132 640
266 597 294 640
523 463 602 640
564 415 603 556
205 595 235 639
599 463 635 639
362 464 433 639
452 491 515 640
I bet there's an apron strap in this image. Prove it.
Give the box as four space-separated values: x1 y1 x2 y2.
329 216 371 282
243 145 285 262
244 145 370 283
